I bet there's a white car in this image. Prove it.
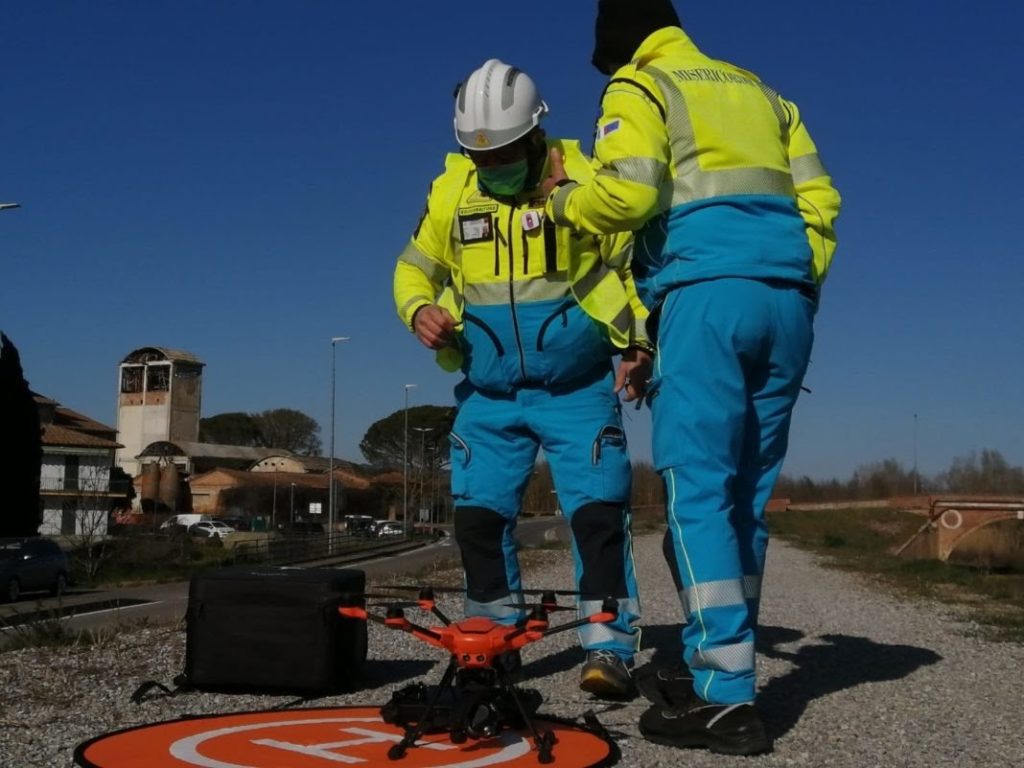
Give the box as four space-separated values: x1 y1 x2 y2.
188 520 236 539
376 522 406 538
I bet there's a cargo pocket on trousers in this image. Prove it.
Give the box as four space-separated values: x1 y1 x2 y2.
448 432 471 500
592 425 630 501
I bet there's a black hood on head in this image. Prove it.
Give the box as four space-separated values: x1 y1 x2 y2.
592 0 681 75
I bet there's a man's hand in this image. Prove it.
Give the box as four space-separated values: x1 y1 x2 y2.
541 148 569 197
413 305 456 350
614 348 653 403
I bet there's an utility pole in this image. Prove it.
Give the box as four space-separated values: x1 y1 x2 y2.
413 427 431 524
913 413 919 495
403 384 417 533
329 336 350 539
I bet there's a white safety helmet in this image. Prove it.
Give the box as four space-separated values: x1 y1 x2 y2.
454 59 549 151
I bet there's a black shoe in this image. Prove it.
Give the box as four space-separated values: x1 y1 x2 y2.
635 663 696 707
639 700 772 756
579 649 636 699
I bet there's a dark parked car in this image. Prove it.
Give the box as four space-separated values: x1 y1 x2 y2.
0 537 70 602
282 520 324 534
219 516 253 532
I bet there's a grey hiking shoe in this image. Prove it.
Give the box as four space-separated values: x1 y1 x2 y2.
579 649 636 699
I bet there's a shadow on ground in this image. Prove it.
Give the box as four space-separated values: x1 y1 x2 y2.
636 623 942 738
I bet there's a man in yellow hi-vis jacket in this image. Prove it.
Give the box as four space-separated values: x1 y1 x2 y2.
542 0 841 753
394 59 653 699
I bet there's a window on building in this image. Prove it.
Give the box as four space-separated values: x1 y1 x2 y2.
147 365 170 392
121 366 144 394
64 455 79 491
61 501 77 535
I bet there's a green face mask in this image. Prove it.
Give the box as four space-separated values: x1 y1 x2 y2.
478 159 529 197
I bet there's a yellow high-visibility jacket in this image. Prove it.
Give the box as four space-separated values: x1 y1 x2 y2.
394 140 650 392
547 27 841 304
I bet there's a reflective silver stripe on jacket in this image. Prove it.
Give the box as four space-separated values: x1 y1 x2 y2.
549 181 579 227
689 641 755 673
400 295 432 318
790 153 828 184
606 240 632 270
463 274 571 306
572 259 611 300
399 241 448 284
596 157 667 190
641 67 796 207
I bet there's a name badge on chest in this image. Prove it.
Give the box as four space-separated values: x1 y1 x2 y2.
458 213 493 244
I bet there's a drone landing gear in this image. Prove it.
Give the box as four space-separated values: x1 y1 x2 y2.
382 657 557 762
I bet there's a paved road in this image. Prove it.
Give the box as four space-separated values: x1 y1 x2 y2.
0 517 565 640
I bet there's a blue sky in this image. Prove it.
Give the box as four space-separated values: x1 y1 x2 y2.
3 2 1022 480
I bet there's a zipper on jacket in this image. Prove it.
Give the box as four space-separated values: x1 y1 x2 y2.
536 302 570 352
543 218 558 273
506 206 527 380
493 225 502 276
521 226 529 273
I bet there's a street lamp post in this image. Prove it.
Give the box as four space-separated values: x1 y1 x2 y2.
413 427 432 524
290 482 296 524
403 384 417 534
272 465 278 529
913 413 919 495
329 336 350 538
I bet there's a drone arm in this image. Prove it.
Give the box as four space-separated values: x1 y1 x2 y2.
429 605 452 626
338 606 446 648
540 610 617 637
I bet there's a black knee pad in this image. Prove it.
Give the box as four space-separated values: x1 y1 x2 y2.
662 527 683 592
454 506 511 602
570 501 628 599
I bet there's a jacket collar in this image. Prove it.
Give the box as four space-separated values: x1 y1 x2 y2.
630 26 703 68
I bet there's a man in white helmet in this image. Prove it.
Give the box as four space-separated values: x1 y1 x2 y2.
394 59 653 698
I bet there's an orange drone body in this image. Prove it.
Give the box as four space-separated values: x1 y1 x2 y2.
338 603 616 669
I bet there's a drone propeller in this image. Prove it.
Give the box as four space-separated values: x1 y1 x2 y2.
341 592 426 602
502 601 576 613
377 584 465 596
364 600 422 610
378 585 610 600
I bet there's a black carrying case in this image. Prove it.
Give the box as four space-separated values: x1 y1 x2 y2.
183 566 367 694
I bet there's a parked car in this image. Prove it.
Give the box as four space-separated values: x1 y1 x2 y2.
218 516 253 532
0 537 70 602
160 513 212 530
283 520 325 534
376 522 406 538
188 520 236 539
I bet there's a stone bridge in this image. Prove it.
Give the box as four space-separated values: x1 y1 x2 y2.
894 495 1024 561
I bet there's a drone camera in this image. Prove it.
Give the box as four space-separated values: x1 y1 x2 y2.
465 699 503 739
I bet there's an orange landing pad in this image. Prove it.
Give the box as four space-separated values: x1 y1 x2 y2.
74 705 618 767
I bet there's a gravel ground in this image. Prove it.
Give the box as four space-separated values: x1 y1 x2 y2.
1 532 1021 768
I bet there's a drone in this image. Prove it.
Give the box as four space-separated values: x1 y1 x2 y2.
339 585 619 764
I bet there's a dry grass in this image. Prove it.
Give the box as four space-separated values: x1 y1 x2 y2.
768 508 1024 642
